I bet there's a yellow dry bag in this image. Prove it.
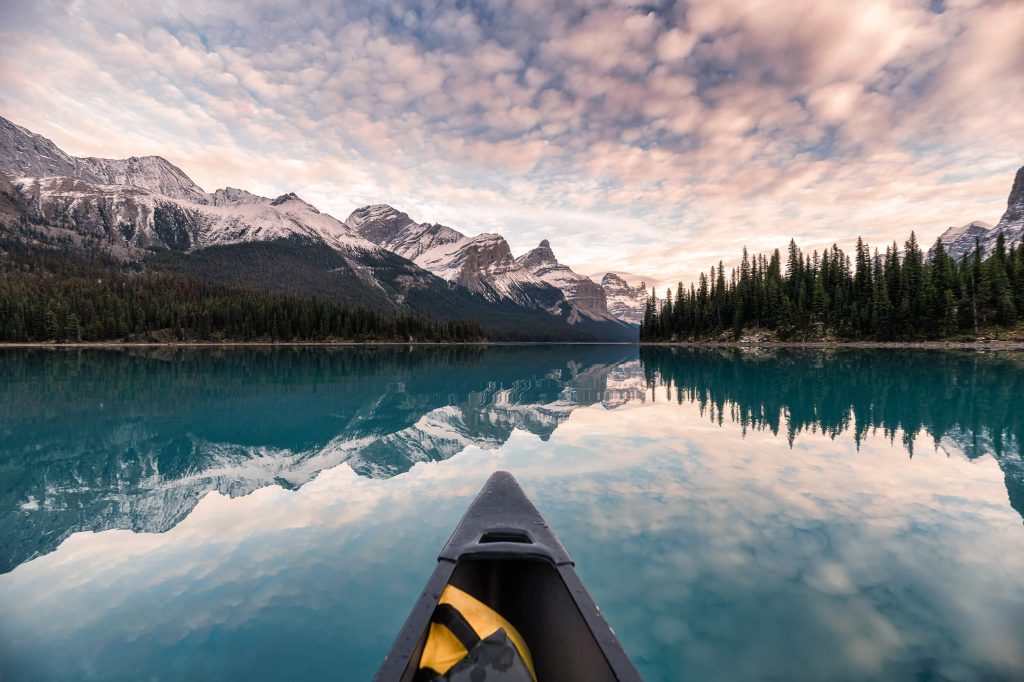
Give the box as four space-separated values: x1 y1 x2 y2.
417 585 536 682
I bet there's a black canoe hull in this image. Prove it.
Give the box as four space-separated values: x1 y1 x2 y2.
374 471 641 682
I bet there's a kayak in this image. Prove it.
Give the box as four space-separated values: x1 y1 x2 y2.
374 471 642 681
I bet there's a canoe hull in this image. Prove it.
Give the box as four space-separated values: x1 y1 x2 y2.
374 471 641 682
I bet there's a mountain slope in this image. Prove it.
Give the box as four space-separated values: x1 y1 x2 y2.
937 221 992 260
150 237 633 339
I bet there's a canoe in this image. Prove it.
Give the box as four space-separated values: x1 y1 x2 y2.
374 471 642 681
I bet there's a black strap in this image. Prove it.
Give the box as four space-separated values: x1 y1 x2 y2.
431 603 481 652
414 667 441 682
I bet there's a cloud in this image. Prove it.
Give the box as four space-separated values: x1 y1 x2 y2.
0 0 1022 288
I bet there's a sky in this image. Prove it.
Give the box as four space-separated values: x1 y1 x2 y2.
1 0 1023 289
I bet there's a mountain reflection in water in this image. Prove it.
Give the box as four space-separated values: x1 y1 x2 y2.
1 346 1022 575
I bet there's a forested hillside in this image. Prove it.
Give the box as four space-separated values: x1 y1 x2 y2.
641 233 1024 342
0 235 483 343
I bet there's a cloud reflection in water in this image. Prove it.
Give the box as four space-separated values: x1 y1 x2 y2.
0 347 1023 681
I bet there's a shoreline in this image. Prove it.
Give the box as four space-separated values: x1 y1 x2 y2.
0 341 637 348
639 340 1024 350
2 339 1024 349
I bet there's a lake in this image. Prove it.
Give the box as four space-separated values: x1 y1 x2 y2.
1 346 1022 681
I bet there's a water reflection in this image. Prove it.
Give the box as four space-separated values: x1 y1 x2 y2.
1 347 1023 681
0 346 645 573
640 347 1024 523
2 347 1024 577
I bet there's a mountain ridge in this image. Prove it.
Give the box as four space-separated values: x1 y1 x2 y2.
0 114 637 341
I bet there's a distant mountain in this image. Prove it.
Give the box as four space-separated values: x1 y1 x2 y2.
601 273 648 325
0 115 637 341
516 239 615 319
348 204 640 330
939 165 1024 258
347 204 637 333
10 175 374 254
346 204 560 306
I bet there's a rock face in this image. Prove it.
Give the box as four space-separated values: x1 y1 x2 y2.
0 117 208 204
76 155 210 204
601 273 648 324
516 240 610 315
1001 165 1024 238
939 165 1024 259
0 116 86 179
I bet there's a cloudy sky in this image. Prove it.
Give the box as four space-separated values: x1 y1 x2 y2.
1 0 1022 288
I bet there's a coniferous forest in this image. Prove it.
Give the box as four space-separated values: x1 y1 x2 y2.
0 238 484 343
640 232 1024 342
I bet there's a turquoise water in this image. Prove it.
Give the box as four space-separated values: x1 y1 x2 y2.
1 346 1023 681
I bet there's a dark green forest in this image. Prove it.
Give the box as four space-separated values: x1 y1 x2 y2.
641 232 1024 341
0 237 484 343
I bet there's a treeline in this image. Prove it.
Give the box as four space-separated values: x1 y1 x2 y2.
0 243 484 343
641 232 1024 341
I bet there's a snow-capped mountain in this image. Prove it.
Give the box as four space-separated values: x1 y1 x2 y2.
601 273 648 325
0 115 378 256
0 115 638 339
348 204 639 327
77 155 211 204
347 203 568 309
939 165 1024 259
1 116 209 204
516 239 611 316
11 175 375 255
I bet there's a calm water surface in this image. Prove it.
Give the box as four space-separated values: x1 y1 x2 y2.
1 346 1023 681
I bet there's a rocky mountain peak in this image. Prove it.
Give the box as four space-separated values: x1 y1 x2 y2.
270 192 318 212
939 164 1024 260
76 154 208 204
211 187 267 206
601 272 625 286
0 115 83 180
345 204 417 243
517 239 560 270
